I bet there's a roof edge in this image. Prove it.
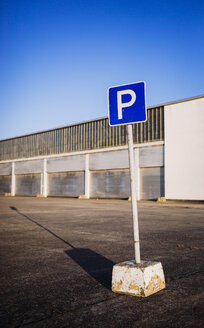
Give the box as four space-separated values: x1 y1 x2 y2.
1 94 203 142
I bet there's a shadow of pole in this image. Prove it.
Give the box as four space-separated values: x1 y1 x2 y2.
10 206 115 290
10 206 74 248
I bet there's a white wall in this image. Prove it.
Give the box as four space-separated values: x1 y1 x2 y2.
15 160 43 174
139 146 164 167
89 150 129 170
0 163 11 175
165 97 204 200
47 155 85 172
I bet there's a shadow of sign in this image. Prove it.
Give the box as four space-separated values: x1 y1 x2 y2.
10 206 115 290
65 248 115 290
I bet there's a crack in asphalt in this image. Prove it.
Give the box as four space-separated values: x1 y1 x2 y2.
15 294 121 327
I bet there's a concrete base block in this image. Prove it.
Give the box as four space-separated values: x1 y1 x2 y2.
112 260 165 297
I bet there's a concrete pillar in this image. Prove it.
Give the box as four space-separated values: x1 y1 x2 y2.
85 154 90 199
43 159 47 197
40 173 43 195
11 162 15 196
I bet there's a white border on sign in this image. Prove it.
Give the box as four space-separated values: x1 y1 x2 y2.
108 81 147 127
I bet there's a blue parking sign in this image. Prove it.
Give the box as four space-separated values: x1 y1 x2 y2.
108 81 147 126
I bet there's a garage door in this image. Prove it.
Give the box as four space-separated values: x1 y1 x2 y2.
90 170 130 198
0 175 11 194
48 172 84 197
15 174 41 196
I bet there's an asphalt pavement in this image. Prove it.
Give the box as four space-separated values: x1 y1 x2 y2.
0 197 203 328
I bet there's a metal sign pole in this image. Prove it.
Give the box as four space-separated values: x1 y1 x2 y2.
127 124 141 264
110 82 165 296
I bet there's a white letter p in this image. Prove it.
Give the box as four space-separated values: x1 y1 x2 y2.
117 89 136 120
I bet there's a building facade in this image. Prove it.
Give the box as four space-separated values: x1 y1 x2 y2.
0 95 203 200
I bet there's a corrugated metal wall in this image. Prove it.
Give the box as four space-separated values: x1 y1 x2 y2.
0 107 164 160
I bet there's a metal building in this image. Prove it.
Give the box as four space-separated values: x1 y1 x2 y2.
0 95 203 201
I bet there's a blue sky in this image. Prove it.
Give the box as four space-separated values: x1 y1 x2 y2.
1 0 204 140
